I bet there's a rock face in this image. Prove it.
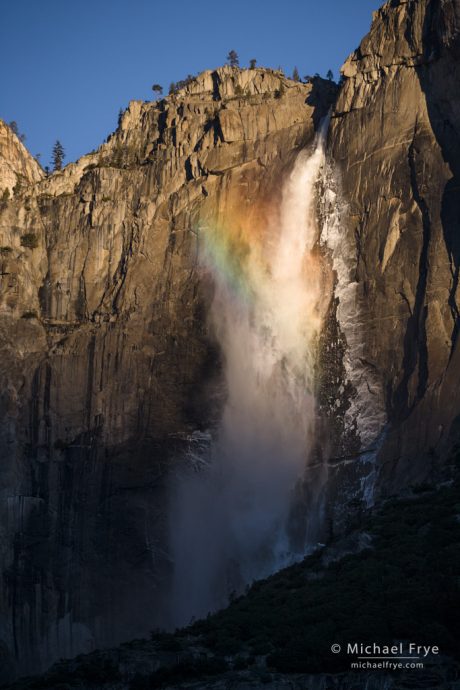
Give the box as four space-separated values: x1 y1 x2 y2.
327 0 460 498
0 69 336 679
0 121 43 196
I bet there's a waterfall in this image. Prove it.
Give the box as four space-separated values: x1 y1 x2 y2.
169 121 330 628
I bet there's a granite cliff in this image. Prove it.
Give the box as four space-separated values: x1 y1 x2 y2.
0 69 335 679
327 0 460 500
1 0 460 682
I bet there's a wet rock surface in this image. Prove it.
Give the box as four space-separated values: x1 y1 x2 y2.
328 0 460 497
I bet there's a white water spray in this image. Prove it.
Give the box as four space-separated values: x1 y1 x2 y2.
170 122 329 627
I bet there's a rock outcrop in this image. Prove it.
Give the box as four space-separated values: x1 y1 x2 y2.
0 121 43 197
327 0 460 498
0 68 336 679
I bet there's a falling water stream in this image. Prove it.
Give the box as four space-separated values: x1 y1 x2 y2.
170 121 330 627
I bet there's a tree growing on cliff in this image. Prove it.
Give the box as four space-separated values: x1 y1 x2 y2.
326 69 334 81
227 50 239 67
292 66 300 82
169 82 176 95
175 75 195 90
52 140 65 171
9 120 26 143
249 59 257 69
152 84 163 96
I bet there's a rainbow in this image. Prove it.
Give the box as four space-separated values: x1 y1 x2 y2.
196 197 278 306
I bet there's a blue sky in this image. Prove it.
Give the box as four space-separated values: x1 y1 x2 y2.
1 0 380 168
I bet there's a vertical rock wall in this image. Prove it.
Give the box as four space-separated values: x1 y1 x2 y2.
327 0 460 497
0 69 335 678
